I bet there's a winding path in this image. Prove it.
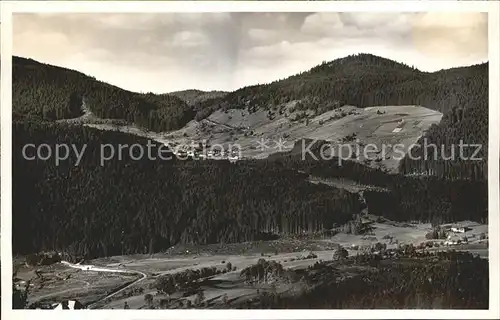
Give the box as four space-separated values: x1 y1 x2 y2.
60 261 147 309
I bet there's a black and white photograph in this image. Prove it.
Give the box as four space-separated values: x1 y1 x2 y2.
1 0 499 317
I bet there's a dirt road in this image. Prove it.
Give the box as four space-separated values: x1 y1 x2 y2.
60 261 147 309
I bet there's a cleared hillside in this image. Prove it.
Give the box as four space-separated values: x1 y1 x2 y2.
160 104 442 172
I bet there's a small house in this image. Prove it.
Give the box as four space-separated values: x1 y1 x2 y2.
451 227 466 233
52 300 85 310
444 240 457 246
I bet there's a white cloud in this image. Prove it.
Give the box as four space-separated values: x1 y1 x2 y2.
341 13 402 29
183 12 231 23
12 12 488 92
416 12 487 29
411 12 488 65
300 13 344 35
170 31 209 47
14 30 75 63
248 28 278 42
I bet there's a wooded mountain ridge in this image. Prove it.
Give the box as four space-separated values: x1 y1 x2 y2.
12 54 489 258
13 53 488 132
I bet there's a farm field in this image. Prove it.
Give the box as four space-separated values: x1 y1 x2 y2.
15 218 487 309
84 104 442 173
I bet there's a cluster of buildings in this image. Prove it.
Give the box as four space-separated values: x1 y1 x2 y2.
443 225 470 246
171 144 241 162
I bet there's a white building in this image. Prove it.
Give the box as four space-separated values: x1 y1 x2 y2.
52 300 84 310
451 227 466 233
444 240 458 246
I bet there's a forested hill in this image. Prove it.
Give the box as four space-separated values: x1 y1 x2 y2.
168 89 228 106
193 53 487 119
13 120 362 258
11 54 489 259
13 55 488 178
13 120 487 259
13 56 194 132
14 54 488 137
193 53 488 180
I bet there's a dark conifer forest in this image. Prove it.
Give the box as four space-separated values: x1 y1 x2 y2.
12 53 489 260
13 57 194 131
13 120 363 259
270 144 488 225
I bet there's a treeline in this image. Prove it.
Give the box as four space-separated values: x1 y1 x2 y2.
270 141 488 224
168 89 228 106
361 176 488 225
154 266 221 295
13 57 193 132
13 120 362 259
240 259 285 284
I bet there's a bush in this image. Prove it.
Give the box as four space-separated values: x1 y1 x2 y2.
159 298 170 309
425 227 448 240
305 251 318 259
194 291 205 306
144 293 154 306
425 231 437 240
371 242 387 252
240 259 285 283
332 246 348 260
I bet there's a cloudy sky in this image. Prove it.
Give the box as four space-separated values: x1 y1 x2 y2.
13 12 487 93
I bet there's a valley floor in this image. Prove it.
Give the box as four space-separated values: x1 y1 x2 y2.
14 218 488 309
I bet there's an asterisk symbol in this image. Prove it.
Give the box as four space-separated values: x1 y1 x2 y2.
275 137 289 151
255 137 271 151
